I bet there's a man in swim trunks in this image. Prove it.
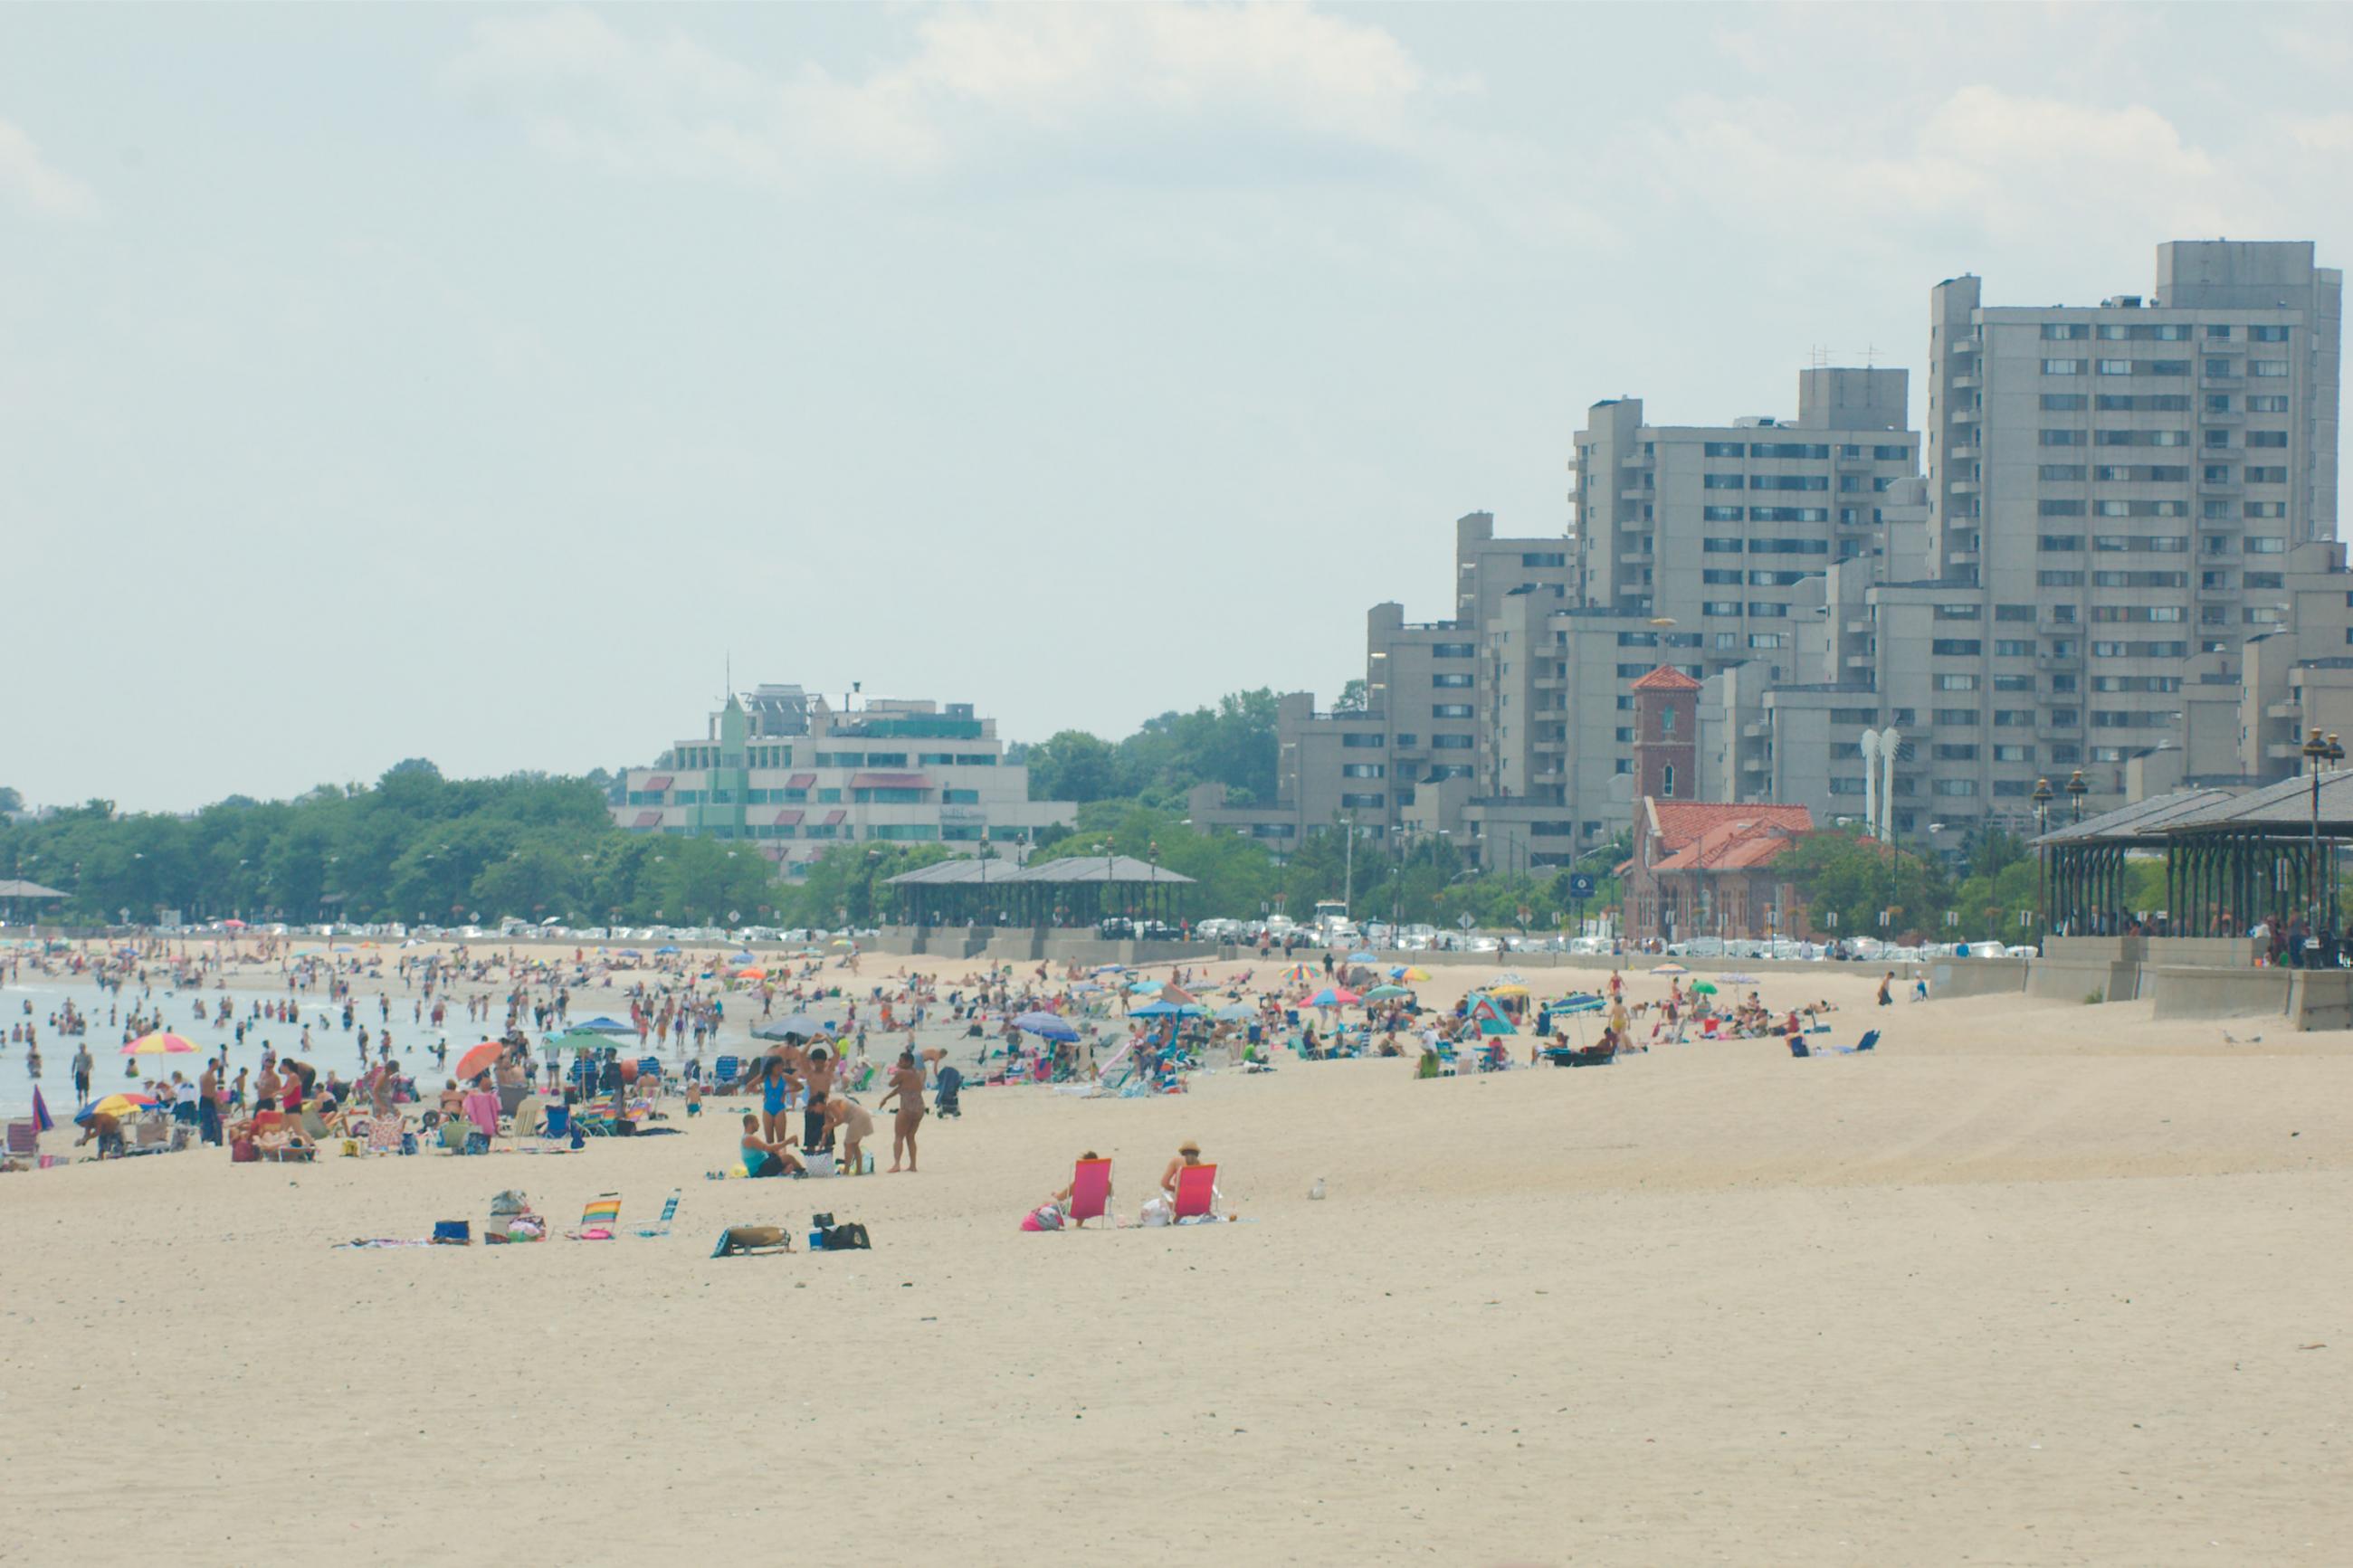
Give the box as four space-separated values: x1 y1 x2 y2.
876 1050 926 1173
800 1047 834 1154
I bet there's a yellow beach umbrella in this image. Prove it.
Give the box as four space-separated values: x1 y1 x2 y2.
1489 983 1531 997
1399 966 1433 983
121 1031 197 1056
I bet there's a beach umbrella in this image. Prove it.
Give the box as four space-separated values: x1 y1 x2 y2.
1390 965 1433 982
653 946 681 955
1130 1000 1184 1019
1650 963 1688 975
617 949 643 958
1495 971 1526 985
831 938 853 947
729 952 758 964
732 966 768 981
1069 981 1104 993
1127 979 1165 993
1305 986 1359 1008
121 1031 196 1056
1720 973 1759 984
1489 983 1532 997
1014 1012 1081 1042
1689 981 1718 995
574 1016 637 1035
32 1086 54 1133
74 1092 157 1123
1214 1004 1256 1022
1363 984 1410 1001
453 1041 504 1080
1279 964 1316 984
222 919 246 931
754 1014 832 1041
1556 994 1605 1013
1093 964 1127 974
1347 951 1379 964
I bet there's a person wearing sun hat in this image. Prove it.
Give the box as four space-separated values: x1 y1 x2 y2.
1158 1139 1206 1203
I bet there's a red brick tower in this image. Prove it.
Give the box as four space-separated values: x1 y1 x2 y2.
1631 664 1700 801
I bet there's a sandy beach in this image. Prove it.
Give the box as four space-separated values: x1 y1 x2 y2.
3 947 2349 1566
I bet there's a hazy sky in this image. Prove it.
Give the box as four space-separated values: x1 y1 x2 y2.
6 4 2352 812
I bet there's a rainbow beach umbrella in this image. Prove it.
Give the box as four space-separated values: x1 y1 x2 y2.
120 1031 197 1056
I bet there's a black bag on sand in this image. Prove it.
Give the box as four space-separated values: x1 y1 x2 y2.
822 1221 871 1250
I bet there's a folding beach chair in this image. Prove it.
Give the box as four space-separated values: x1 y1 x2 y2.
4 1119 38 1162
1786 1037 1811 1058
1829 1030 1881 1056
571 1193 622 1240
1067 1159 1111 1230
1172 1163 1219 1221
712 1055 741 1091
633 1189 681 1239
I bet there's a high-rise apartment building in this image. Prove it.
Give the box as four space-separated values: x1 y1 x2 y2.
1570 367 1920 661
1924 241 2343 814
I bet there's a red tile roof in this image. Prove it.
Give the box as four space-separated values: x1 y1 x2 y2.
1647 801 1813 854
1630 665 1702 692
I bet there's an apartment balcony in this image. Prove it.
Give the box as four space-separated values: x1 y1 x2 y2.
2195 580 2236 598
1948 477 1978 494
1741 721 1770 738
2200 369 2243 388
1845 617 1874 634
2266 699 2302 720
1844 653 1876 670
1948 442 1979 460
2197 471 2242 492
1949 373 1980 391
2204 336 2246 356
2202 405 2243 425
1532 675 1564 692
2036 650 2084 669
1740 754 1771 773
1948 547 1980 565
1622 550 1654 565
1619 488 1651 501
2267 739 2308 763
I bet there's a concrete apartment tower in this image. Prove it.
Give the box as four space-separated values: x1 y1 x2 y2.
1631 665 1700 801
1924 241 2343 812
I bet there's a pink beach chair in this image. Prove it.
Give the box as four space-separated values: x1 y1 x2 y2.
1067 1158 1111 1230
1172 1163 1219 1221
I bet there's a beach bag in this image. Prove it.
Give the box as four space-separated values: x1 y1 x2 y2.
230 1137 258 1164
803 1151 836 1179
1022 1202 1064 1232
432 1221 471 1245
490 1190 529 1216
1138 1196 1173 1228
821 1221 871 1250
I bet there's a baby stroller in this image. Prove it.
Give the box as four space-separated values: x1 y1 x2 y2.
934 1066 963 1118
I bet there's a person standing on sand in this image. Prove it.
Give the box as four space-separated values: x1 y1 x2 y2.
1877 973 1893 1007
877 1050 925 1173
71 1042 91 1102
800 1048 835 1153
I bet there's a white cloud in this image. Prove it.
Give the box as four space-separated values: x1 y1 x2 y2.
1637 86 2242 257
444 4 1434 190
0 117 99 219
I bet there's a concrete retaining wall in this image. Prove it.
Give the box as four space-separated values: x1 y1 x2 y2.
2145 936 2264 968
1929 958 2029 999
2143 965 2292 1022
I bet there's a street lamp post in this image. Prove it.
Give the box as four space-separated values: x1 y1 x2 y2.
2301 728 2344 947
2032 776 2053 945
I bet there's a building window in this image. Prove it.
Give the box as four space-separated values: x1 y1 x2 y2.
1432 642 1475 659
2042 358 2084 375
1661 764 1676 798
1432 672 1473 689
1431 734 1474 750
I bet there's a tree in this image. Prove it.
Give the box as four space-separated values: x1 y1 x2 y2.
0 785 22 815
1026 730 1124 803
1332 679 1367 714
